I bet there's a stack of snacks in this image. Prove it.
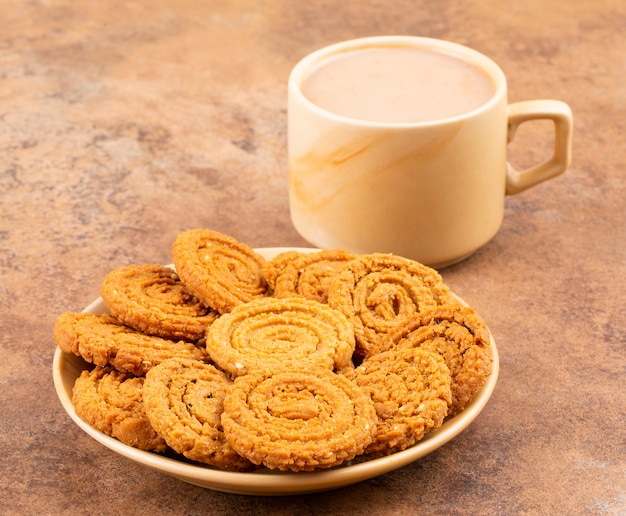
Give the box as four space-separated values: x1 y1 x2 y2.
54 229 493 472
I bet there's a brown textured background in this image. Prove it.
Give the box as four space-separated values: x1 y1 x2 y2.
1 1 624 514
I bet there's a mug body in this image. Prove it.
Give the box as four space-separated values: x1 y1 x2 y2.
288 36 508 268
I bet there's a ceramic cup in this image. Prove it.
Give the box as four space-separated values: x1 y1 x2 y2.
287 36 573 268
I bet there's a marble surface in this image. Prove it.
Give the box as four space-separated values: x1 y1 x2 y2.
1 0 624 514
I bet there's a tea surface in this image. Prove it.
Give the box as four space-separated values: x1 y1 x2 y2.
301 47 495 123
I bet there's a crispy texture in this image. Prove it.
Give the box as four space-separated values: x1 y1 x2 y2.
58 230 496 471
221 366 377 471
205 296 355 376
100 263 218 342
377 305 493 416
54 312 208 376
272 249 357 303
261 250 303 292
72 366 167 452
142 358 255 471
327 253 458 361
172 229 268 314
354 348 451 457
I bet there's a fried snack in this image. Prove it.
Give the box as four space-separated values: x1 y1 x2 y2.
378 305 493 416
327 253 458 361
272 249 357 303
205 296 355 376
54 312 208 376
100 264 218 342
172 229 268 314
221 366 377 471
261 250 303 292
143 358 255 471
72 366 167 452
353 348 451 458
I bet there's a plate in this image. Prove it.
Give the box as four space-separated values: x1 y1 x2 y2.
52 247 499 496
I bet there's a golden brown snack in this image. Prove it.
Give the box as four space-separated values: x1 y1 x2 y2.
54 312 208 376
327 253 458 361
354 348 451 457
221 366 377 471
205 296 355 376
261 250 303 292
272 249 357 303
172 229 268 314
72 366 167 452
100 263 219 342
142 358 255 471
378 305 493 416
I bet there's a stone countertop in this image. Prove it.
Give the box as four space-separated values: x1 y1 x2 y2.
1 1 624 514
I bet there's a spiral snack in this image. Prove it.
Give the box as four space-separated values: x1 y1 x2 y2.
354 348 451 457
221 366 377 471
100 264 219 342
327 253 458 361
261 250 303 292
272 249 358 304
379 305 493 416
72 366 167 452
205 297 355 376
54 312 208 376
142 358 255 471
172 229 268 314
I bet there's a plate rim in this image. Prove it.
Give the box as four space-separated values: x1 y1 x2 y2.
52 246 499 496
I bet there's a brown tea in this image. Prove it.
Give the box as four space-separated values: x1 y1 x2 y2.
301 47 495 123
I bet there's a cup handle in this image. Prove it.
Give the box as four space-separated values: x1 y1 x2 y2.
506 100 573 195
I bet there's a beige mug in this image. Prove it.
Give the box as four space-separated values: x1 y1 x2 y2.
287 36 573 268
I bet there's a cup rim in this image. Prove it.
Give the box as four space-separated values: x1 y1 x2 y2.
288 35 507 128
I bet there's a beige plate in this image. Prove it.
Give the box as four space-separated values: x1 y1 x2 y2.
52 247 499 496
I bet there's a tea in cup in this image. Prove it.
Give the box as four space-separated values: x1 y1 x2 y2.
287 36 573 267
